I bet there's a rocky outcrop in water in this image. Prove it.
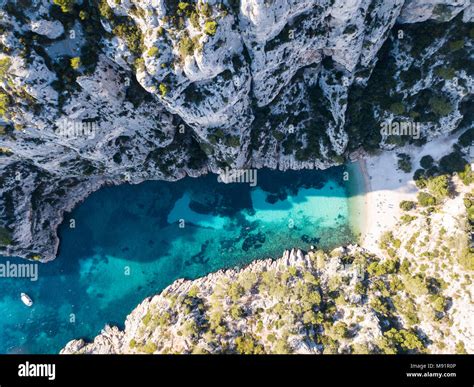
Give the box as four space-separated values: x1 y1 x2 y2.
0 0 472 260
60 246 390 354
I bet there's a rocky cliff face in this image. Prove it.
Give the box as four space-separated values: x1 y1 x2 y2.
0 0 472 260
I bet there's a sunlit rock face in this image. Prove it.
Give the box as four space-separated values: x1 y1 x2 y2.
0 0 472 260
397 0 471 23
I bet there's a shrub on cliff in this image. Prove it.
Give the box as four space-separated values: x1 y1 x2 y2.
440 151 468 175
434 67 456 80
177 2 191 13
389 102 405 115
234 334 264 354
204 20 218 36
147 46 159 58
0 91 9 118
400 200 416 211
200 2 212 18
70 56 81 70
425 174 450 199
113 22 144 57
456 341 467 354
459 247 474 271
420 155 434 169
417 192 437 207
401 214 417 224
0 57 11 80
429 96 453 117
403 274 429 296
458 128 474 148
368 259 398 276
379 231 401 252
459 164 474 186
333 322 349 339
53 0 74 13
383 328 425 353
0 227 12 245
141 342 157 354
178 34 195 57
98 0 113 19
431 295 447 314
413 169 427 188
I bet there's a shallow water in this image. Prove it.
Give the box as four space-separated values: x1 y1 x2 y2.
0 166 363 354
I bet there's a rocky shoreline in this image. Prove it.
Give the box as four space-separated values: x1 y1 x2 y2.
61 246 379 354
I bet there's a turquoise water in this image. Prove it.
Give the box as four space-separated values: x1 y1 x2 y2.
0 167 362 354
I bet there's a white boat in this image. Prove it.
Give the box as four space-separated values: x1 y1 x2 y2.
20 293 33 307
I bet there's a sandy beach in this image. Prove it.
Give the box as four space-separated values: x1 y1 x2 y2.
357 132 462 256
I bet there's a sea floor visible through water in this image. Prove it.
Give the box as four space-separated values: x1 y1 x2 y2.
0 165 365 354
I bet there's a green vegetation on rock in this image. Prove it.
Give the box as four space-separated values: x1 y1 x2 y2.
70 56 81 70
204 20 218 36
429 96 453 117
417 192 437 207
0 227 12 246
147 46 159 58
159 83 169 97
400 201 416 211
53 0 75 13
178 33 195 58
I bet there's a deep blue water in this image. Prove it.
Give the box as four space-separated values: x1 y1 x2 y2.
0 166 364 354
